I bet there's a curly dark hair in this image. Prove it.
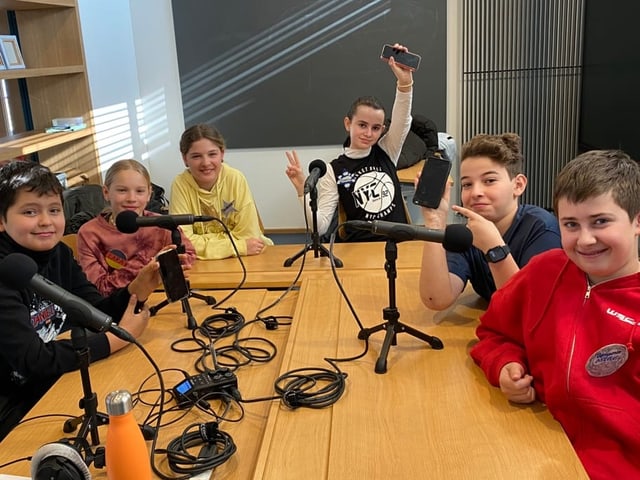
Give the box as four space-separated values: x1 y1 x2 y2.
0 161 64 219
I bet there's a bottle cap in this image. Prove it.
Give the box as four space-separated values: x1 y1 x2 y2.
105 389 133 416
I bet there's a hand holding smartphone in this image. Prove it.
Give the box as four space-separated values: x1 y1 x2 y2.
412 154 452 209
157 248 189 302
380 44 421 71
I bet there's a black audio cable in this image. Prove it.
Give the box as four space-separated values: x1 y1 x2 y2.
159 421 236 476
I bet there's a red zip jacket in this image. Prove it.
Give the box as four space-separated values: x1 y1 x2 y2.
471 248 640 479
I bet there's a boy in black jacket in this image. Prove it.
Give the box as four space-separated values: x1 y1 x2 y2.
0 161 162 441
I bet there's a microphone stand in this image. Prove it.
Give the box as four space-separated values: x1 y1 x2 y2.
284 185 343 268
357 239 443 374
62 325 154 467
149 227 216 329
61 326 107 467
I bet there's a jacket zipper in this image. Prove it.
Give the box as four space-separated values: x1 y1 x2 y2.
566 280 593 393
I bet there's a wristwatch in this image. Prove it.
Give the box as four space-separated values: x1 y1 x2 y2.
484 245 511 263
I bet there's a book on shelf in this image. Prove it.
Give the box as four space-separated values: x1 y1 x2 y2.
45 123 87 133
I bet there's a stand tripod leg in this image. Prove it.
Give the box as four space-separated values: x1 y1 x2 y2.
64 408 110 445
400 324 444 350
315 243 343 267
149 298 169 316
375 325 398 374
149 281 215 329
371 322 444 374
181 296 198 330
63 405 109 440
284 242 343 267
189 290 216 305
357 322 387 339
283 244 309 267
150 291 211 329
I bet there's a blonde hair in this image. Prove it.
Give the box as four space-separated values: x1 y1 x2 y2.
104 159 151 188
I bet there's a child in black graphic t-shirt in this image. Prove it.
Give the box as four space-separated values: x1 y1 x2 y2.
285 43 415 241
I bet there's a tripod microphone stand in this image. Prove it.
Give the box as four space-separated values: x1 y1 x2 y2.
357 239 443 374
149 227 215 329
61 326 154 467
60 326 107 467
284 186 343 268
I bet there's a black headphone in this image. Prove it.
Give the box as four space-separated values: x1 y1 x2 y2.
31 442 92 480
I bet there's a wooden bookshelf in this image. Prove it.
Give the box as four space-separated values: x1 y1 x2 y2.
0 127 93 160
0 65 84 79
0 0 99 183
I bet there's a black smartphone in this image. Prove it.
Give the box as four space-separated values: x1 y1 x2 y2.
157 248 188 302
412 155 452 209
380 44 421 71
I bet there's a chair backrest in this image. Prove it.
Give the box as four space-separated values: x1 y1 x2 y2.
63 184 107 234
147 183 169 214
61 233 78 258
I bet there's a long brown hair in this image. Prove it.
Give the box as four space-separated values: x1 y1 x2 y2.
179 124 226 155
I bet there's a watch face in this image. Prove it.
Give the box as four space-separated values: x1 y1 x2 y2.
486 246 509 263
488 250 504 262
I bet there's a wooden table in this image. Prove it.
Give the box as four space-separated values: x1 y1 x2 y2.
0 289 297 479
253 272 589 479
0 249 589 479
189 240 425 290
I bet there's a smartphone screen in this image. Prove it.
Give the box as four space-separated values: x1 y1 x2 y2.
157 248 188 302
380 44 421 71
412 155 452 209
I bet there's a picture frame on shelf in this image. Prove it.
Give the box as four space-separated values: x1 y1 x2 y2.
0 35 25 69
0 50 6 70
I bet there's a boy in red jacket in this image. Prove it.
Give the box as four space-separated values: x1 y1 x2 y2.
470 150 640 479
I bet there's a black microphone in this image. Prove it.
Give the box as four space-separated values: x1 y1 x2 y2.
115 209 215 233
346 220 473 252
0 253 135 343
303 159 327 194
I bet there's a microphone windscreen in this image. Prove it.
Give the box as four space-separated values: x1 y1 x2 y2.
31 442 92 480
442 224 473 253
309 159 327 176
0 253 37 289
115 210 139 233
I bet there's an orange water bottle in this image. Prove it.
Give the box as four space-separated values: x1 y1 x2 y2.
105 389 152 480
